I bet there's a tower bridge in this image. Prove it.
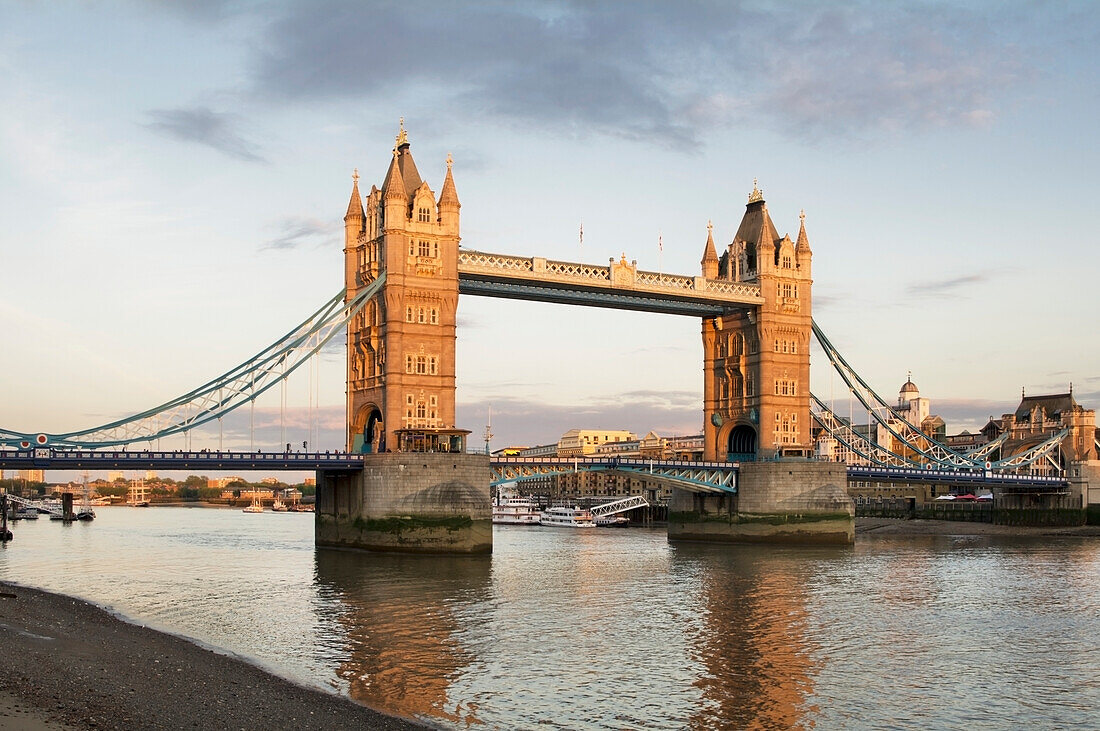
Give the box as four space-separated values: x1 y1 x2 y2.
2 123 1094 551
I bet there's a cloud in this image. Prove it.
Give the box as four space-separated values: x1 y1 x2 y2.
145 106 266 162
241 1 1038 146
906 274 986 296
260 216 338 251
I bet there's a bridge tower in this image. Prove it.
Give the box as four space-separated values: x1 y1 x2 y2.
320 124 489 554
343 123 467 454
702 183 813 461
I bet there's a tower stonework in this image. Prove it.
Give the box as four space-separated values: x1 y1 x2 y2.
702 184 813 462
319 125 489 555
673 183 852 545
344 127 465 454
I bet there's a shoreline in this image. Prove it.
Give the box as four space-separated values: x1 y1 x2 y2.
856 516 1100 536
0 582 432 731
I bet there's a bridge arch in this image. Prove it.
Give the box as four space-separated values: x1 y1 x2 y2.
727 424 756 461
351 404 384 453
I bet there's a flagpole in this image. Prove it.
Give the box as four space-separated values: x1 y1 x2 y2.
579 221 583 258
658 230 663 279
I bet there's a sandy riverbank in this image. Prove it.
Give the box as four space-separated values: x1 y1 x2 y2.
856 517 1100 536
0 583 432 731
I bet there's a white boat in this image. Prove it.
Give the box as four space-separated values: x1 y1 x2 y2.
270 497 289 512
493 495 542 525
539 506 596 528
242 495 264 513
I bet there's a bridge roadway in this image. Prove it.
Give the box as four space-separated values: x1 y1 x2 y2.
0 450 1068 490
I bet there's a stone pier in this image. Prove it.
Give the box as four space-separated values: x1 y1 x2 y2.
668 460 854 545
316 453 492 554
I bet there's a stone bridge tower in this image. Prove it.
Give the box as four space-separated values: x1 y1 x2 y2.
343 124 465 453
701 183 813 461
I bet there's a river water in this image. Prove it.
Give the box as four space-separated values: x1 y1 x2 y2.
1 507 1098 729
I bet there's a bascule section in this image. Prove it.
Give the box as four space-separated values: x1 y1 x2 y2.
321 125 490 554
701 183 813 463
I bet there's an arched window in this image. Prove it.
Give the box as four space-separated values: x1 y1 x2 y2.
418 206 431 223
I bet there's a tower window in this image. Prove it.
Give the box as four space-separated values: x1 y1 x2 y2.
418 307 426 324
430 307 439 325
405 306 414 323
418 207 431 223
419 240 432 257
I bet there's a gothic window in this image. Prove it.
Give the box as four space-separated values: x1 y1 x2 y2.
429 356 438 375
432 241 439 258
782 340 789 353
747 377 755 396
774 339 780 353
405 306 414 323
792 340 798 355
793 285 799 298
416 401 427 419
419 240 432 257
782 255 792 269
429 394 438 421
405 355 414 374
408 239 416 256
418 206 431 223
417 307 426 324
416 355 428 374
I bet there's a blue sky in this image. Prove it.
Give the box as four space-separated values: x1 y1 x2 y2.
2 0 1098 463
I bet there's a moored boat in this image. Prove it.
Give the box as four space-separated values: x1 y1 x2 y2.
492 494 541 525
539 506 596 528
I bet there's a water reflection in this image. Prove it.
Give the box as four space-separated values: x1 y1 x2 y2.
672 544 829 730
313 548 492 726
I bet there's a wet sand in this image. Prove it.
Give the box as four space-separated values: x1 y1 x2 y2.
0 583 432 731
857 517 1100 536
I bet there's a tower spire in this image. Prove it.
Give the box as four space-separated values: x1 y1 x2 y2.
345 167 364 220
383 146 406 203
439 153 460 209
796 208 811 253
701 220 718 278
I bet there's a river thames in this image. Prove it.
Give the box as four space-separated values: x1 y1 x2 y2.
1 507 1098 729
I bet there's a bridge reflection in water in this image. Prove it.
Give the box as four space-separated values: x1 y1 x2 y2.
313 530 837 729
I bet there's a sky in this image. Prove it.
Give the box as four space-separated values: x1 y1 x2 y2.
2 0 1099 471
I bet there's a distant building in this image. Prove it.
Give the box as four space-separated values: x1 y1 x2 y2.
207 476 246 489
18 469 44 483
992 390 1096 474
556 429 636 457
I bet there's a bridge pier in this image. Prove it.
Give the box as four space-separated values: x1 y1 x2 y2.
315 453 492 554
668 460 854 545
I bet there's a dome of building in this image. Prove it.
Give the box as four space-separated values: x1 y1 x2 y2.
900 378 919 395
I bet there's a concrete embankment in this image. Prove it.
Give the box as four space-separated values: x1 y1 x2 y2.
0 582 432 731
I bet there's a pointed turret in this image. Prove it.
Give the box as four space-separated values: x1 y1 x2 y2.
382 146 406 203
345 168 364 221
439 153 460 209
796 209 811 254
383 146 407 227
438 153 460 235
701 220 718 278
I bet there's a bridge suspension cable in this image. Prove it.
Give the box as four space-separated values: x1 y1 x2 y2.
811 320 1067 472
0 276 384 448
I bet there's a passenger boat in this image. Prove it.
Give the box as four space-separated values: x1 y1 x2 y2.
539 506 596 528
492 495 542 525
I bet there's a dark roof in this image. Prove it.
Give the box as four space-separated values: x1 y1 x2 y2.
733 199 780 250
1014 393 1078 421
